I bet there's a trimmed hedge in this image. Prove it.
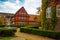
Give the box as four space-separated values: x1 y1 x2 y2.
20 27 60 39
29 27 39 29
0 29 16 37
0 25 5 27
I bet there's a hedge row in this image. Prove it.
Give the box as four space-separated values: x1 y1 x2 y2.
0 25 5 27
29 27 39 29
0 29 16 37
20 27 60 39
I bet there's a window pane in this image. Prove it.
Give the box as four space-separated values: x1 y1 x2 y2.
56 4 60 17
46 7 51 18
57 10 60 16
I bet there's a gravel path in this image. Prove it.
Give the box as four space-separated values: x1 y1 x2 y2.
11 28 55 40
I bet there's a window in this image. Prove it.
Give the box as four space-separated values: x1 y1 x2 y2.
19 12 25 14
56 4 60 17
19 22 25 24
12 18 14 20
13 22 14 24
34 17 37 21
0 16 1 17
46 7 51 18
4 16 6 18
29 22 37 24
19 17 26 21
19 12 21 14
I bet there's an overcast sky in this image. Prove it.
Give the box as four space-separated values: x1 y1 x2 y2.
0 0 41 14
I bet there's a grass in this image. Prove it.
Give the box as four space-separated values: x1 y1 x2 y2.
0 37 13 40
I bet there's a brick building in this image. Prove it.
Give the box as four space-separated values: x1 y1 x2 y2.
46 0 60 30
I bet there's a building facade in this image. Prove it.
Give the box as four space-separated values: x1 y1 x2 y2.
46 0 60 30
11 7 29 25
0 7 40 26
11 7 39 26
29 14 40 26
0 12 14 25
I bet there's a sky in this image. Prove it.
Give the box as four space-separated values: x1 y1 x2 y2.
0 0 41 15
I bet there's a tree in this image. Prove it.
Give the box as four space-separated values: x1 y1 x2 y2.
0 16 2 25
0 16 5 27
37 9 42 26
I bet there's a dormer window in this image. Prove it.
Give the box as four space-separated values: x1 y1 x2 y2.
19 12 25 14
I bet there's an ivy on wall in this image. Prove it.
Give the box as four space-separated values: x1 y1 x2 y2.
42 0 57 30
42 0 48 30
50 6 57 30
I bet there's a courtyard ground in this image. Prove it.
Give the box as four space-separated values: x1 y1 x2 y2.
11 28 55 40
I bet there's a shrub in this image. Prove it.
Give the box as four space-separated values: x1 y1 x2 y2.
20 27 60 39
29 27 39 29
0 29 16 37
0 25 5 27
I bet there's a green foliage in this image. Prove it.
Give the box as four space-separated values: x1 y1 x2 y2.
10 24 16 27
50 6 57 30
0 37 12 40
29 27 39 29
0 17 2 25
0 29 16 37
18 23 25 27
42 0 48 30
39 27 43 30
0 25 5 27
20 27 60 39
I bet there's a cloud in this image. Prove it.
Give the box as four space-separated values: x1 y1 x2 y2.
0 0 24 13
0 0 41 15
0 0 8 2
23 0 41 14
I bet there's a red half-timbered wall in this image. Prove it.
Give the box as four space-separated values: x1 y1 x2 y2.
11 7 29 25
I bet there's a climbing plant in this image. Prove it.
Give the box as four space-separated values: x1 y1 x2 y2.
42 0 48 30
50 6 57 30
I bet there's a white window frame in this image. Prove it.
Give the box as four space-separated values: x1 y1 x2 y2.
56 4 60 17
13 22 14 24
46 7 51 18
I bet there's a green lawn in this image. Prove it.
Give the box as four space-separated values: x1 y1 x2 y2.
0 37 14 40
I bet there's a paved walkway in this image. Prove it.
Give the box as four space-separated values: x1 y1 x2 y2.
11 28 55 40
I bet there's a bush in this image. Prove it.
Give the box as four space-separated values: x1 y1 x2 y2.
29 27 39 29
0 25 5 27
10 24 17 27
20 27 60 39
0 29 16 37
